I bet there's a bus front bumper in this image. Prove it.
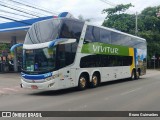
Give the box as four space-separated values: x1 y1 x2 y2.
21 79 58 90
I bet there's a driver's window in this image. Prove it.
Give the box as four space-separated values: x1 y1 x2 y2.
57 43 76 69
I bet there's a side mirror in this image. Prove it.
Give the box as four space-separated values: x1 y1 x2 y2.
10 43 23 58
10 43 23 52
48 38 76 48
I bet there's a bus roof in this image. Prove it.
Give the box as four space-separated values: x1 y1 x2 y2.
29 17 146 42
31 17 84 26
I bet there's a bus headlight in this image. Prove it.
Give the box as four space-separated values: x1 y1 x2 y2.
45 74 57 81
45 77 52 81
48 82 55 88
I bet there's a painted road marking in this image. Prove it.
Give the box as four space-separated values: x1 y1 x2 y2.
0 90 5 94
14 86 21 88
120 87 142 96
0 86 31 95
3 88 18 92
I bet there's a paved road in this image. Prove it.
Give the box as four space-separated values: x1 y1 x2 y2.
0 70 160 120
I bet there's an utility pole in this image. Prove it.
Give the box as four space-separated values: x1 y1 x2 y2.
154 54 156 70
135 12 138 36
156 9 160 69
156 9 160 17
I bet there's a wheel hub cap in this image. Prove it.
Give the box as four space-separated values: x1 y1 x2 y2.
92 76 98 85
80 77 86 88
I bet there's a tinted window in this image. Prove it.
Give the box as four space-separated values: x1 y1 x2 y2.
25 19 61 44
111 32 125 45
57 43 77 69
100 28 111 44
80 55 101 68
131 38 146 49
84 26 100 42
60 20 84 42
123 56 132 66
80 55 132 68
110 31 146 49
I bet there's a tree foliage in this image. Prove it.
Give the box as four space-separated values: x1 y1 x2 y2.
102 3 134 17
102 3 135 33
102 4 160 66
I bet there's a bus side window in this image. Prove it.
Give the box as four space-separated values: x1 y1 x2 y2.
60 20 84 43
57 43 76 69
92 27 100 42
57 44 66 68
100 28 111 44
60 22 73 38
84 26 100 43
84 26 94 43
122 56 132 66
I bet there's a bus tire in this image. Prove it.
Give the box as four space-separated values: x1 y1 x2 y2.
131 69 137 80
136 72 140 79
78 74 88 90
137 69 141 79
90 73 99 88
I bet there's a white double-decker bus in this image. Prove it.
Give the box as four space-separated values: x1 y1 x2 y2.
11 16 147 90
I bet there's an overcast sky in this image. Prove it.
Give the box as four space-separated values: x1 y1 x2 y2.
0 0 160 25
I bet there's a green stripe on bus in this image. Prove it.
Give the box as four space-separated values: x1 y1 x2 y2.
81 42 129 56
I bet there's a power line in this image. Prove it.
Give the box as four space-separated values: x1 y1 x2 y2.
99 0 116 7
0 13 23 21
0 0 59 24
0 0 59 23
99 0 138 36
0 0 49 17
0 3 40 17
99 0 136 14
0 15 31 25
7 0 56 15
0 18 8 23
0 9 33 19
17 0 58 15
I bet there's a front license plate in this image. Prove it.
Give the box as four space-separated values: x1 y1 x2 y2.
31 85 38 89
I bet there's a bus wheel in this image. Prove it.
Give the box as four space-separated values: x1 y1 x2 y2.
78 75 87 90
131 69 137 80
90 74 99 88
137 69 141 79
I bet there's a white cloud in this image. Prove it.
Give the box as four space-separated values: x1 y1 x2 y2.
37 0 160 25
0 0 160 25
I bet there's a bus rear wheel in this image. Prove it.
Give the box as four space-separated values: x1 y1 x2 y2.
78 75 87 90
131 69 137 80
90 74 99 88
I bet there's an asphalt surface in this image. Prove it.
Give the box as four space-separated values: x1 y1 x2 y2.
0 70 160 120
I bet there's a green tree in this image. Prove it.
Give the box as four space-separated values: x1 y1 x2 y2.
102 3 135 33
138 6 160 61
102 3 134 17
102 4 160 68
0 43 10 56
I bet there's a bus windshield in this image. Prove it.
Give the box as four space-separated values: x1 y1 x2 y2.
22 47 56 74
24 19 61 44
24 18 84 44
